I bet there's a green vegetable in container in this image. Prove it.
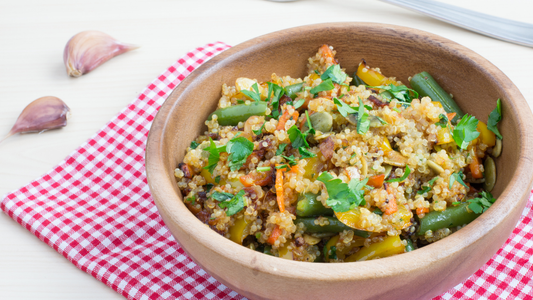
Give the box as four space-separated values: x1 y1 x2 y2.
295 216 370 238
418 202 481 235
208 102 267 126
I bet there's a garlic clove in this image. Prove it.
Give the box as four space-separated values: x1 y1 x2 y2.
63 30 138 77
1 96 70 144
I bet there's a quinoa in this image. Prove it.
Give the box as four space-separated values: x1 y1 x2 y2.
176 44 499 262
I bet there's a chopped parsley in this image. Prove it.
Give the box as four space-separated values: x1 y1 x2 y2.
373 208 384 215
451 114 480 150
226 136 254 171
205 183 214 193
376 116 388 125
449 171 468 189
186 195 196 205
281 155 298 166
299 147 316 159
288 125 309 149
467 191 496 214
211 191 234 202
218 190 246 216
328 246 338 260
267 82 285 119
321 64 347 84
293 98 305 109
487 98 503 139
304 110 315 136
436 114 449 128
310 79 335 94
203 138 225 174
386 165 411 183
356 97 370 134
368 84 419 102
275 164 289 170
317 172 368 212
215 176 221 184
241 83 262 102
333 97 357 117
417 177 438 195
253 122 265 136
190 141 200 149
276 143 288 156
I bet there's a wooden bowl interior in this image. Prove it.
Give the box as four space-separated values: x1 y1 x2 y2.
147 23 533 300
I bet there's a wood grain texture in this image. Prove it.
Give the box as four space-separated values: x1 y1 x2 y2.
2 0 533 299
146 23 533 300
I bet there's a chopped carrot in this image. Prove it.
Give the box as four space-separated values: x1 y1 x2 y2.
289 165 301 174
383 184 398 215
367 174 385 188
275 167 285 212
267 225 282 245
276 106 299 131
319 44 336 63
416 207 429 215
239 170 273 187
469 149 483 179
446 112 456 121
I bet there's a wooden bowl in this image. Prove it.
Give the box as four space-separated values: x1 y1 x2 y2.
146 23 533 300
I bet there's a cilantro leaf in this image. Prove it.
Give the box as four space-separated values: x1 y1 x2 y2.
333 97 357 117
452 114 480 150
487 98 503 139
287 125 309 149
215 176 221 184
357 97 370 134
376 116 388 125
436 114 449 128
218 190 246 216
467 191 496 214
190 141 200 149
417 177 438 195
293 98 305 109
203 138 223 174
310 79 335 94
368 84 419 102
386 165 411 183
241 83 262 102
205 183 214 193
281 155 298 166
321 64 347 84
304 110 315 136
449 171 468 189
253 122 265 136
186 195 196 205
317 172 368 212
276 143 288 156
211 191 234 202
226 136 254 171
267 82 285 118
298 147 316 159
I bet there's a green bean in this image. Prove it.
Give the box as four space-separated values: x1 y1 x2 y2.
295 217 370 238
284 82 304 99
418 202 480 235
296 193 333 217
208 102 267 126
404 239 415 252
352 73 365 87
409 72 464 123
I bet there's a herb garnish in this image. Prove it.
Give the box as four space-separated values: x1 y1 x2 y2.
267 82 285 119
356 98 370 134
467 191 496 214
276 143 288 156
186 195 196 205
317 172 368 212
205 183 214 193
218 190 246 216
293 98 305 109
417 177 438 195
435 114 449 128
257 166 271 172
241 83 262 102
310 79 335 94
487 99 502 139
451 114 480 150
204 138 226 174
299 147 316 159
226 136 254 171
321 64 347 84
368 84 419 102
253 122 265 136
211 191 234 202
281 155 298 166
385 165 411 183
333 97 357 117
288 125 309 149
449 171 468 189
190 141 199 149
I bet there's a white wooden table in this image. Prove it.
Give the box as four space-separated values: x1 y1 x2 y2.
1 0 532 298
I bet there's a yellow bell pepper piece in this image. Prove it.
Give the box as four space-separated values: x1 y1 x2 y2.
335 208 368 231
436 127 454 145
278 239 294 260
356 61 386 87
476 120 496 147
229 216 251 245
379 137 393 153
432 101 443 108
345 235 405 262
389 204 413 231
302 154 325 180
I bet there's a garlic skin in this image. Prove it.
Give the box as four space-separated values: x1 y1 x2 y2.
1 96 70 143
63 30 138 77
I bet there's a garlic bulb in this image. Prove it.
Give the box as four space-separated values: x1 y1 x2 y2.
63 30 138 77
1 96 70 143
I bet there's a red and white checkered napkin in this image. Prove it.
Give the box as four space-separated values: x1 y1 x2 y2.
1 42 532 300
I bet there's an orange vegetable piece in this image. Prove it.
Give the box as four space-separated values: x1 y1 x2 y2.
416 207 429 215
446 112 456 121
239 169 273 187
276 106 299 131
383 184 398 215
367 174 385 188
469 148 483 179
275 167 285 212
267 225 282 245
319 44 336 63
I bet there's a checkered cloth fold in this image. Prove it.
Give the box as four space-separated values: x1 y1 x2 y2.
1 42 532 300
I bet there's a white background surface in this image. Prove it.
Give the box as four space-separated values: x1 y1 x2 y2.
1 0 532 299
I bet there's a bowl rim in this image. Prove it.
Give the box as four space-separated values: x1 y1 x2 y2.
146 22 533 284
